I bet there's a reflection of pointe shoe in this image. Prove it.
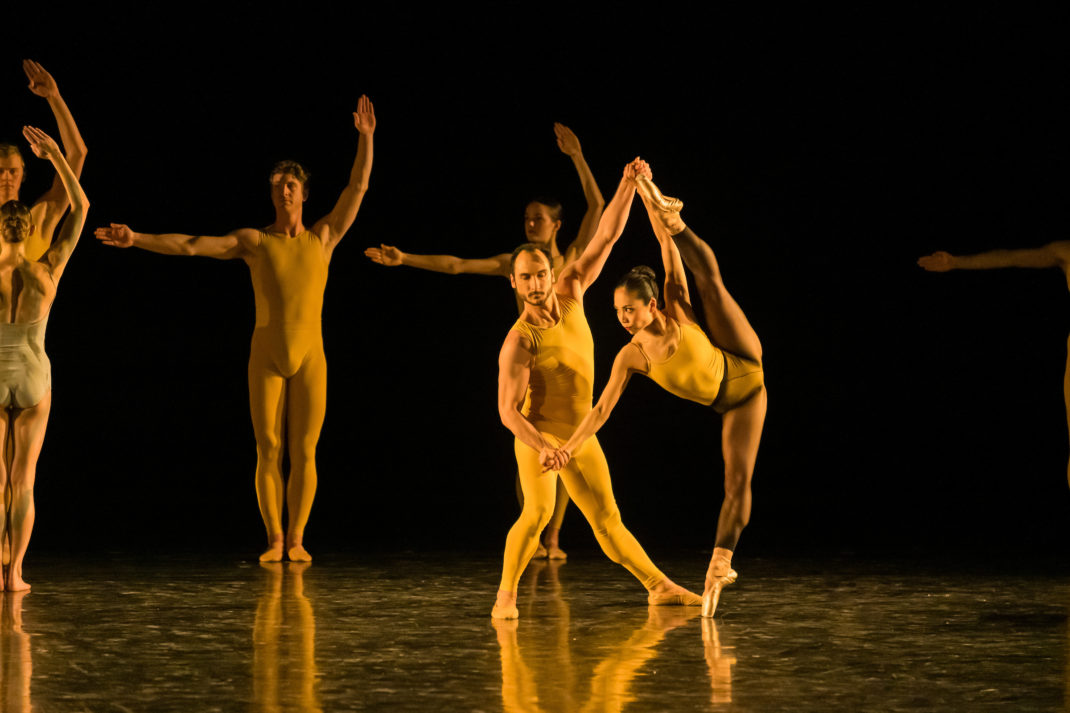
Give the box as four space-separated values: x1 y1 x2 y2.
648 588 702 607
635 175 684 213
533 544 549 559
702 569 738 618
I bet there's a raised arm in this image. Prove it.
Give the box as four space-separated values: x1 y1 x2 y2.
555 123 605 264
918 243 1070 272
22 126 87 281
94 223 257 260
557 160 640 298
314 95 375 251
499 331 559 463
24 61 88 238
547 346 645 471
364 244 512 276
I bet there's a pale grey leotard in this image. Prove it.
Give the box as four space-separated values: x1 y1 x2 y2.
0 317 50 408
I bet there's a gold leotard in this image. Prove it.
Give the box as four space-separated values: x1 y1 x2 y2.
500 296 667 594
247 229 329 544
636 319 763 414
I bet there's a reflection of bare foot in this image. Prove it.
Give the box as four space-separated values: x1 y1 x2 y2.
492 589 519 619
647 579 702 607
702 569 738 618
259 536 284 563
287 544 312 562
646 603 701 631
635 175 686 234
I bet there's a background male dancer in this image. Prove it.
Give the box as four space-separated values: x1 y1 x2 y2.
493 157 699 619
1 61 88 261
0 126 89 591
365 123 604 560
95 96 376 562
919 242 1070 487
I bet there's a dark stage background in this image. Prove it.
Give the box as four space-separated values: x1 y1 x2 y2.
3 7 1067 559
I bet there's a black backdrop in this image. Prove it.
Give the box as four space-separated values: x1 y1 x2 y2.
4 6 1067 558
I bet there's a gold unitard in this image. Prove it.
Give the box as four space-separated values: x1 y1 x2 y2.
247 229 328 546
500 297 666 593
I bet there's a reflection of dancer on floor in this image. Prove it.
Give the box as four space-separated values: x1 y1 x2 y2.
546 162 766 618
493 158 700 619
0 126 89 592
1 589 32 712
253 562 318 712
919 243 1070 488
365 124 605 560
95 96 376 562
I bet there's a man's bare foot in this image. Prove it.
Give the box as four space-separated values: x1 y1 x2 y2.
647 578 702 606
635 175 687 234
540 529 567 560
491 589 519 619
259 536 284 563
287 544 312 562
532 543 549 559
703 568 738 618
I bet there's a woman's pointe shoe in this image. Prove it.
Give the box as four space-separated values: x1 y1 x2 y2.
635 175 684 214
702 569 738 618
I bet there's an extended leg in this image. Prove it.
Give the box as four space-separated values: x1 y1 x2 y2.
704 386 767 617
284 346 327 562
495 438 560 618
249 353 288 562
561 437 700 606
7 391 51 592
636 176 762 363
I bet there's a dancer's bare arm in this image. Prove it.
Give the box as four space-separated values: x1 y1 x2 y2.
555 123 605 265
94 223 258 260
557 160 640 299
499 331 560 465
316 95 375 253
918 242 1070 272
545 346 645 471
22 127 87 282
364 244 512 276
24 61 87 238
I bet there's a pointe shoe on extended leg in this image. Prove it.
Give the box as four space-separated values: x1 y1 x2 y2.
702 569 738 618
635 175 684 214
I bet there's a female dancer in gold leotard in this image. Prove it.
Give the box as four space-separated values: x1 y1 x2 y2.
95 96 376 562
544 162 767 617
0 126 89 591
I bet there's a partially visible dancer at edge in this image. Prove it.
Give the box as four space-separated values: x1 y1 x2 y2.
365 123 605 561
1 61 88 261
543 162 766 618
95 96 376 562
2 60 87 568
0 126 89 591
919 241 1070 487
493 156 700 619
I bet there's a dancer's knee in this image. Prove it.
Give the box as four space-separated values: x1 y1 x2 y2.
255 436 283 465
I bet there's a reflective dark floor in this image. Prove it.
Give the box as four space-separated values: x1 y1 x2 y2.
1 552 1068 711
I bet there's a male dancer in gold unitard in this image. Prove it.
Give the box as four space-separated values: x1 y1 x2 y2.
493 157 699 618
1 126 89 591
919 242 1070 487
365 123 605 560
96 96 375 562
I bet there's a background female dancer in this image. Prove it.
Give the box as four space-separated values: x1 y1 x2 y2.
543 164 766 617
365 123 605 560
0 126 89 591
95 96 376 562
918 243 1070 487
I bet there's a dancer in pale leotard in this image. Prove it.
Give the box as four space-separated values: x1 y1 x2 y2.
365 123 605 560
919 243 1070 487
95 96 376 562
546 162 766 617
0 125 89 591
494 157 700 619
